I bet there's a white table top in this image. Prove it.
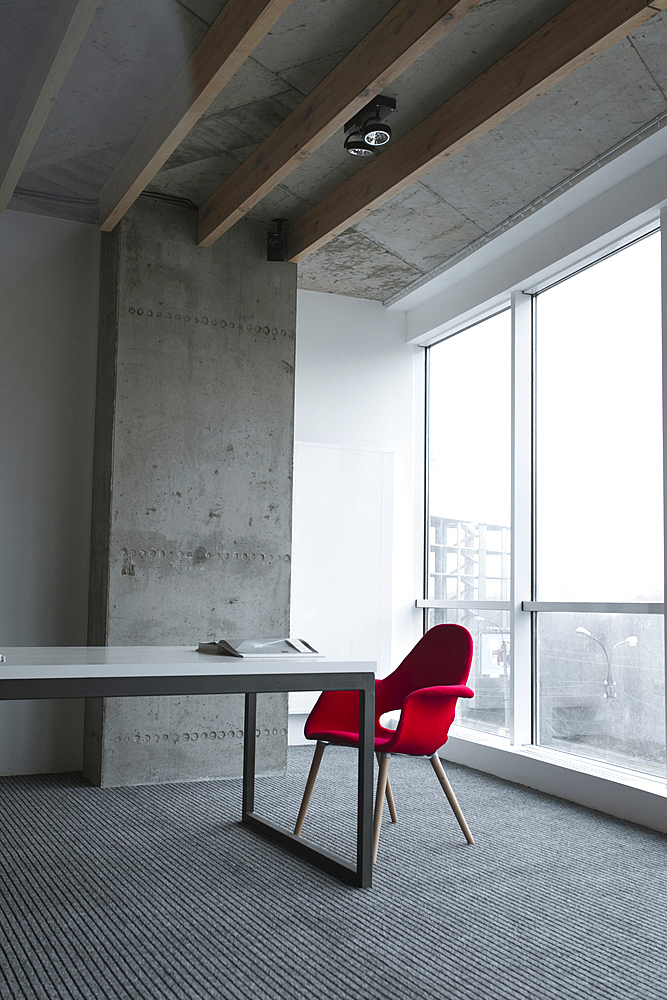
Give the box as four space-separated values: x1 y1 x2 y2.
0 646 376 681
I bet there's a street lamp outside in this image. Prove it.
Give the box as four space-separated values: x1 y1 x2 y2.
575 626 638 699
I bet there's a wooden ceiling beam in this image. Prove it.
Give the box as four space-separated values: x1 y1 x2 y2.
197 0 482 247
99 0 293 233
0 0 100 214
287 0 665 263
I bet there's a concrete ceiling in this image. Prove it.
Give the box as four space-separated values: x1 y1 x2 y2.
3 0 667 301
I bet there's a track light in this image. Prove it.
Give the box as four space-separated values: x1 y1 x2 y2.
344 131 375 157
361 117 391 147
344 96 396 157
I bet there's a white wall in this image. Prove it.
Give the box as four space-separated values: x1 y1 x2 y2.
0 210 100 773
292 290 423 697
291 441 394 673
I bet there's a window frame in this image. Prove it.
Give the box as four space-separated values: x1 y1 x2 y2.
420 226 667 784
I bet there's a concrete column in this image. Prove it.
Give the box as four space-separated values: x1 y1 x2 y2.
84 199 296 786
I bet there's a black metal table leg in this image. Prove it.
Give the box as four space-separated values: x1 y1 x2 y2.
356 684 374 887
243 692 257 816
241 681 374 888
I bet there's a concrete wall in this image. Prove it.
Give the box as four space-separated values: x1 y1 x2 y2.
289 290 423 742
0 210 100 773
85 200 296 785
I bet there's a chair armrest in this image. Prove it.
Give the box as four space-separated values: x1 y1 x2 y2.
383 684 474 756
417 684 474 699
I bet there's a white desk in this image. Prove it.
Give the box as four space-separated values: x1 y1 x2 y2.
0 647 376 887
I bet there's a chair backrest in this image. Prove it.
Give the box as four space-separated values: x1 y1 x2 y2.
377 623 473 716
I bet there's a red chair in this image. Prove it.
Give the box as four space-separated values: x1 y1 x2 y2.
294 624 475 863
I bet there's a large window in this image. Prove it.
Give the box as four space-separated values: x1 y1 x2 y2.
423 228 666 780
533 230 664 775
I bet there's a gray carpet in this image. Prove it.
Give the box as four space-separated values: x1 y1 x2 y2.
0 746 664 1000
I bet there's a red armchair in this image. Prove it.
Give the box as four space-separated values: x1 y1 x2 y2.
294 623 475 863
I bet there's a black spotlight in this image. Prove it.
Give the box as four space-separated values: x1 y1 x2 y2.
361 116 391 147
344 96 396 157
267 218 287 261
343 131 375 157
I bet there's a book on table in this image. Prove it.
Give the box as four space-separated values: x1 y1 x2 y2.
196 637 321 658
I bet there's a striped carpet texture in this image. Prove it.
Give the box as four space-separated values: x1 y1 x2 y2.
0 745 664 1000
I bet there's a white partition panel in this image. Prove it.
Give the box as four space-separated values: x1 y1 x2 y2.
290 442 393 717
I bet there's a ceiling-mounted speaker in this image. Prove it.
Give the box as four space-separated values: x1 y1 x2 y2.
267 218 288 261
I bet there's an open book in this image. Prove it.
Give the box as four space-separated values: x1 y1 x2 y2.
196 637 320 658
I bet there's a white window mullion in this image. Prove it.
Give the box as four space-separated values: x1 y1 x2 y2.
510 291 532 746
661 206 667 781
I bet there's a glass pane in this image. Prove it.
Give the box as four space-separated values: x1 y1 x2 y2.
427 608 510 739
537 612 665 776
535 232 663 602
428 311 511 602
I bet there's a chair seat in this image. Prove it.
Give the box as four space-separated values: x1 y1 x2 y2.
305 727 395 750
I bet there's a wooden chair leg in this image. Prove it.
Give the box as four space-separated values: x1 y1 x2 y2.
294 741 326 836
385 775 398 824
373 753 391 864
430 753 475 845
376 751 398 823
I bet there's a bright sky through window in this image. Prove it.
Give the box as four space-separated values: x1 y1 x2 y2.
535 231 663 603
428 310 511 529
427 230 663 604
